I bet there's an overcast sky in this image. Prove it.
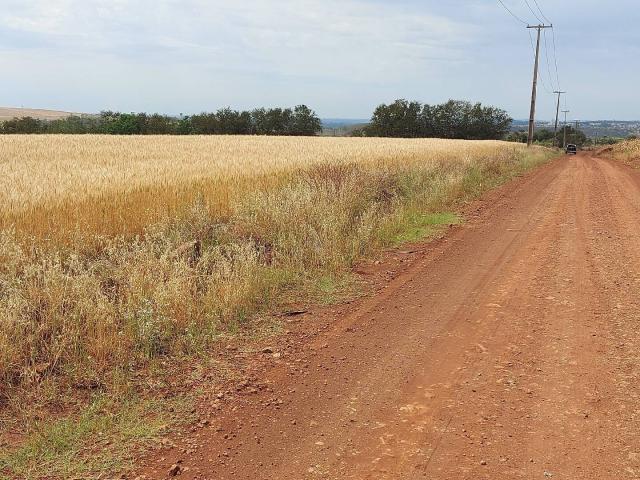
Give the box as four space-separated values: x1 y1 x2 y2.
1 0 638 120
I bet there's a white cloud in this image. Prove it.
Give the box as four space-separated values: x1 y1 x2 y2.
0 0 473 77
1 0 639 119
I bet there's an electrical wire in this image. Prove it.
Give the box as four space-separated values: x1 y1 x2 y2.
532 0 553 24
551 27 561 90
528 29 552 94
530 0 561 90
523 0 544 24
529 0 561 90
496 0 529 25
497 0 560 105
543 29 557 91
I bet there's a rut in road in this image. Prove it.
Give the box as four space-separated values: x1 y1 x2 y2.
139 153 640 479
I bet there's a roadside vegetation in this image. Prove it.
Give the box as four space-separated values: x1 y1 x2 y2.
0 135 555 479
507 126 588 147
507 127 635 149
602 137 640 166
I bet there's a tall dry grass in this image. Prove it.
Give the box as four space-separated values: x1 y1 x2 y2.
0 135 553 403
606 138 640 166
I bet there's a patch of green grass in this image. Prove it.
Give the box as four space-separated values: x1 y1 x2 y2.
310 274 362 305
382 211 462 246
0 395 188 480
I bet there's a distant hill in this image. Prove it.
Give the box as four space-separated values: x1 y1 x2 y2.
0 107 83 121
512 119 640 138
321 118 369 136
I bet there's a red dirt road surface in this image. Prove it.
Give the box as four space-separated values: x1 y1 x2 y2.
138 153 640 479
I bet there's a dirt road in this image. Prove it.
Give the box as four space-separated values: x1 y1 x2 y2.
139 153 640 479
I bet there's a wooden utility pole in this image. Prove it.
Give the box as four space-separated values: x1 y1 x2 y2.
553 90 566 145
527 24 553 147
562 109 570 148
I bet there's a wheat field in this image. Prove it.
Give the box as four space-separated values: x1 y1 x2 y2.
0 134 552 407
2 135 527 243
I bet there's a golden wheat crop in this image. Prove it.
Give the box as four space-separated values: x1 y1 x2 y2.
0 134 559 480
0 134 553 413
1 135 527 243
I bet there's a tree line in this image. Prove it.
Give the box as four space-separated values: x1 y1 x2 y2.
353 99 512 140
1 99 515 140
0 105 323 136
507 127 588 146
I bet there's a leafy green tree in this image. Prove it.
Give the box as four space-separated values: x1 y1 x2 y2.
1 116 44 134
251 107 299 135
367 99 511 140
47 115 103 134
506 130 528 143
214 108 252 134
145 114 176 134
559 126 587 146
290 105 322 136
189 113 219 134
368 99 423 138
0 105 323 136
533 129 556 144
102 113 144 135
175 116 193 135
267 108 292 135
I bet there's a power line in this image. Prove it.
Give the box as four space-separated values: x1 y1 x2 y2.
531 0 553 25
543 29 556 91
562 109 570 148
523 0 544 23
526 24 553 146
551 27 561 90
553 90 566 143
495 0 564 144
530 0 560 90
528 29 552 94
496 0 528 25
514 2 553 95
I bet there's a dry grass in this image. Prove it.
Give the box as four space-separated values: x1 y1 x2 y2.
0 135 555 478
0 135 553 393
0 135 555 378
605 138 640 166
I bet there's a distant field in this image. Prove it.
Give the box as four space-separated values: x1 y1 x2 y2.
0 106 80 121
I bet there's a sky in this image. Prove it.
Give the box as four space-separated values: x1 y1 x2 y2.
0 0 639 121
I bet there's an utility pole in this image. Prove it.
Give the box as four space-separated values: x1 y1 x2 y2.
562 110 570 149
527 24 553 147
553 90 566 146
